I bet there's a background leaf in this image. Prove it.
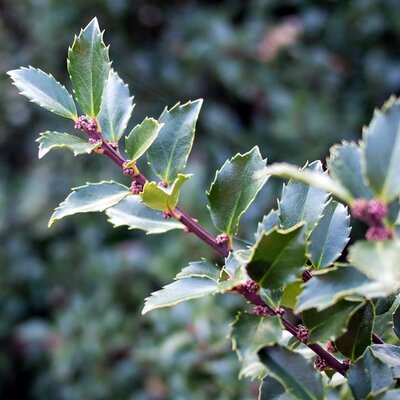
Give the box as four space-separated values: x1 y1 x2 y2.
147 99 202 183
97 70 134 143
327 142 374 199
308 200 350 268
49 181 130 226
37 131 99 158
279 161 329 234
125 117 163 161
335 302 374 360
256 210 280 240
207 146 267 235
363 98 400 201
258 345 323 400
68 17 111 117
259 376 291 400
8 67 77 120
247 224 306 290
105 195 184 234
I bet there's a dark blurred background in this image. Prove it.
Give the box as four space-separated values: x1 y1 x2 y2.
1 1 400 399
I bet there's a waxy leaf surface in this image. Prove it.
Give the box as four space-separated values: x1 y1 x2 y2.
147 100 202 182
49 181 130 226
8 67 77 120
68 17 110 117
255 209 280 240
125 117 163 161
279 161 328 234
308 200 350 268
258 345 323 400
364 98 400 201
105 195 183 234
259 377 291 400
247 224 306 290
327 142 374 199
37 131 99 158
98 70 134 143
208 146 267 235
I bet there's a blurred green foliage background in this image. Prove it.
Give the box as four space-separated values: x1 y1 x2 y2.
1 1 400 398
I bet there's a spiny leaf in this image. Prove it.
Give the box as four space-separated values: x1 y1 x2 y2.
348 347 394 400
335 302 374 360
207 146 268 235
8 67 77 120
303 300 363 343
140 174 190 212
125 117 163 161
105 195 183 234
308 200 351 268
255 209 280 240
295 265 383 312
257 163 353 204
97 70 135 143
68 17 111 117
278 161 329 234
258 345 323 400
49 181 130 227
36 131 99 158
363 97 400 201
327 141 374 199
348 239 400 297
147 99 203 183
247 223 306 290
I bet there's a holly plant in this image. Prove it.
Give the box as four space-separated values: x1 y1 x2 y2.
8 18 400 399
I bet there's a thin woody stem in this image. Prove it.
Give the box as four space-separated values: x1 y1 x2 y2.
79 122 348 377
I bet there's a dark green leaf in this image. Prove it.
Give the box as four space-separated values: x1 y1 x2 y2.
372 344 400 379
256 210 280 240
97 70 134 143
258 345 323 400
279 161 329 234
37 131 99 158
363 98 400 201
8 67 77 120
348 239 400 297
125 117 163 161
348 347 393 400
296 265 380 312
67 17 111 117
259 163 353 204
335 302 374 360
140 174 190 212
303 300 362 343
247 224 306 290
308 200 351 268
105 195 184 234
327 142 374 199
259 376 291 400
49 181 130 227
147 99 202 183
207 146 268 235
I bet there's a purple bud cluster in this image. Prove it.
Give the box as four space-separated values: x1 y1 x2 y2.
74 115 98 137
216 233 229 245
253 305 274 317
351 198 393 241
297 325 309 343
314 356 327 371
326 341 336 353
163 211 172 220
241 279 259 294
275 307 285 316
130 181 143 195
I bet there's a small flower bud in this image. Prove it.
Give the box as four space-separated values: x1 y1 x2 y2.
275 307 285 316
314 356 327 371
123 168 135 176
297 325 309 343
241 279 259 294
130 181 143 195
365 225 393 241
253 305 273 317
367 199 388 223
326 341 336 353
351 199 368 220
216 233 229 245
163 211 172 220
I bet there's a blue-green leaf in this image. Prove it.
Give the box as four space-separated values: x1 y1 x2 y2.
308 200 351 268
256 210 280 240
68 17 111 117
147 99 203 183
49 181 130 227
97 70 135 143
37 131 99 158
8 67 77 120
208 146 268 235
